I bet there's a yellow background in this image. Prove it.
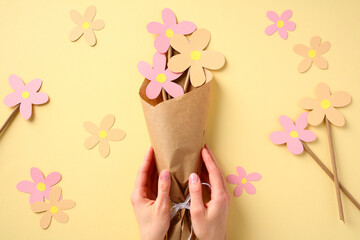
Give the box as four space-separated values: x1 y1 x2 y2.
0 0 359 239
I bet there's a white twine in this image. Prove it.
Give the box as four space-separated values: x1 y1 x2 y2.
170 183 211 240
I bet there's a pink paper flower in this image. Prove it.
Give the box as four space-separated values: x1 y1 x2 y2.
17 167 61 204
147 8 196 53
3 75 49 120
265 9 296 40
226 167 262 197
270 112 316 155
138 52 184 99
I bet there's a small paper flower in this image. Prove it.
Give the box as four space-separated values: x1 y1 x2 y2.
300 83 351 127
16 167 61 204
138 52 184 99
3 75 49 120
147 8 196 53
270 112 316 155
293 36 330 73
168 28 225 87
226 167 262 197
31 187 76 229
84 114 126 158
265 9 296 39
69 5 105 47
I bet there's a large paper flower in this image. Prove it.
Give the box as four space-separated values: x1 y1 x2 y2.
265 9 296 40
31 187 76 229
138 52 183 99
3 75 49 119
16 167 61 204
69 5 105 47
293 36 330 73
147 8 196 53
300 83 351 127
270 112 316 155
84 114 126 158
226 167 262 197
168 28 225 87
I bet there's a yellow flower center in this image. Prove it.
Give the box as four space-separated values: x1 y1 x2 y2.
156 73 167 83
50 206 58 214
290 131 299 138
308 49 317 58
241 178 247 184
190 51 201 61
82 22 90 29
99 130 107 139
277 20 284 28
165 29 174 38
321 99 331 109
36 182 46 192
22 91 30 99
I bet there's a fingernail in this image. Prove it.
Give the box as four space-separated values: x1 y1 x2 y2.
189 173 199 184
161 170 170 181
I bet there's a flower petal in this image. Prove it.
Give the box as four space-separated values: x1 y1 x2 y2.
69 10 83 25
267 11 280 23
270 131 289 145
164 69 182 81
278 115 295 132
293 44 310 57
200 51 225 70
107 129 126 141
69 26 84 42
265 24 278 36
284 21 296 31
152 52 166 71
83 30 97 47
226 174 241 184
330 91 351 107
313 56 328 70
295 112 309 130
29 191 44 204
83 5 96 22
298 130 316 142
280 9 293 21
99 140 110 158
310 36 321 49
17 181 35 193
30 92 48 105
146 80 162 99
318 41 331 55
189 65 206 87
174 21 196 35
83 121 99 134
163 81 184 98
286 138 304 155
19 101 32 119
3 92 22 107
299 98 318 110
297 58 313 73
167 53 191 73
84 135 100 149
31 201 49 213
40 212 52 229
307 109 325 126
146 22 165 34
277 28 288 40
137 61 155 80
236 166 247 178
154 35 170 53
169 34 189 53
44 172 61 187
53 211 69 223
9 74 26 91
162 8 177 26
190 28 211 51
326 107 345 127
243 182 256 194
49 186 62 203
233 185 243 197
247 173 262 181
100 114 115 131
31 168 45 183
25 78 42 93
316 83 331 99
58 200 76 210
91 20 105 31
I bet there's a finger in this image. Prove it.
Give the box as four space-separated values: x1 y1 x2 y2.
155 170 171 211
189 173 205 218
204 145 227 191
134 146 154 195
202 148 225 195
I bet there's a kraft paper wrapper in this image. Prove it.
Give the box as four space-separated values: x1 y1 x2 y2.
139 77 211 240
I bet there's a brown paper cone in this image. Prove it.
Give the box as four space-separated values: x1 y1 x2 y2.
139 78 211 240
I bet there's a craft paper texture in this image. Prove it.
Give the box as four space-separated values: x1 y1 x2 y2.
0 1 360 240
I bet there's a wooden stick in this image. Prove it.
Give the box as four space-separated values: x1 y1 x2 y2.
183 70 191 93
0 105 19 135
325 118 344 222
302 142 360 212
161 89 167 101
167 47 173 100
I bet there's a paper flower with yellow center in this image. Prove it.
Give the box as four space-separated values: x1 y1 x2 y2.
168 28 225 87
293 36 330 73
300 83 351 127
83 114 126 158
226 166 262 197
31 187 76 229
265 9 296 39
69 5 105 47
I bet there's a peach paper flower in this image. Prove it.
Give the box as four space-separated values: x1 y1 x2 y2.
300 83 351 127
31 187 76 229
265 10 296 39
293 36 330 73
69 5 105 46
84 114 126 158
168 28 225 87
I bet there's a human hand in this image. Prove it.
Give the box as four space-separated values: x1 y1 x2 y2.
131 147 171 240
189 146 231 240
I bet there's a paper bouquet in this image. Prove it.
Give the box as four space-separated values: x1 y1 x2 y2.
138 8 225 240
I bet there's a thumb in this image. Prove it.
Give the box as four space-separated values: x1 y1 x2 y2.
189 173 205 217
155 170 171 209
